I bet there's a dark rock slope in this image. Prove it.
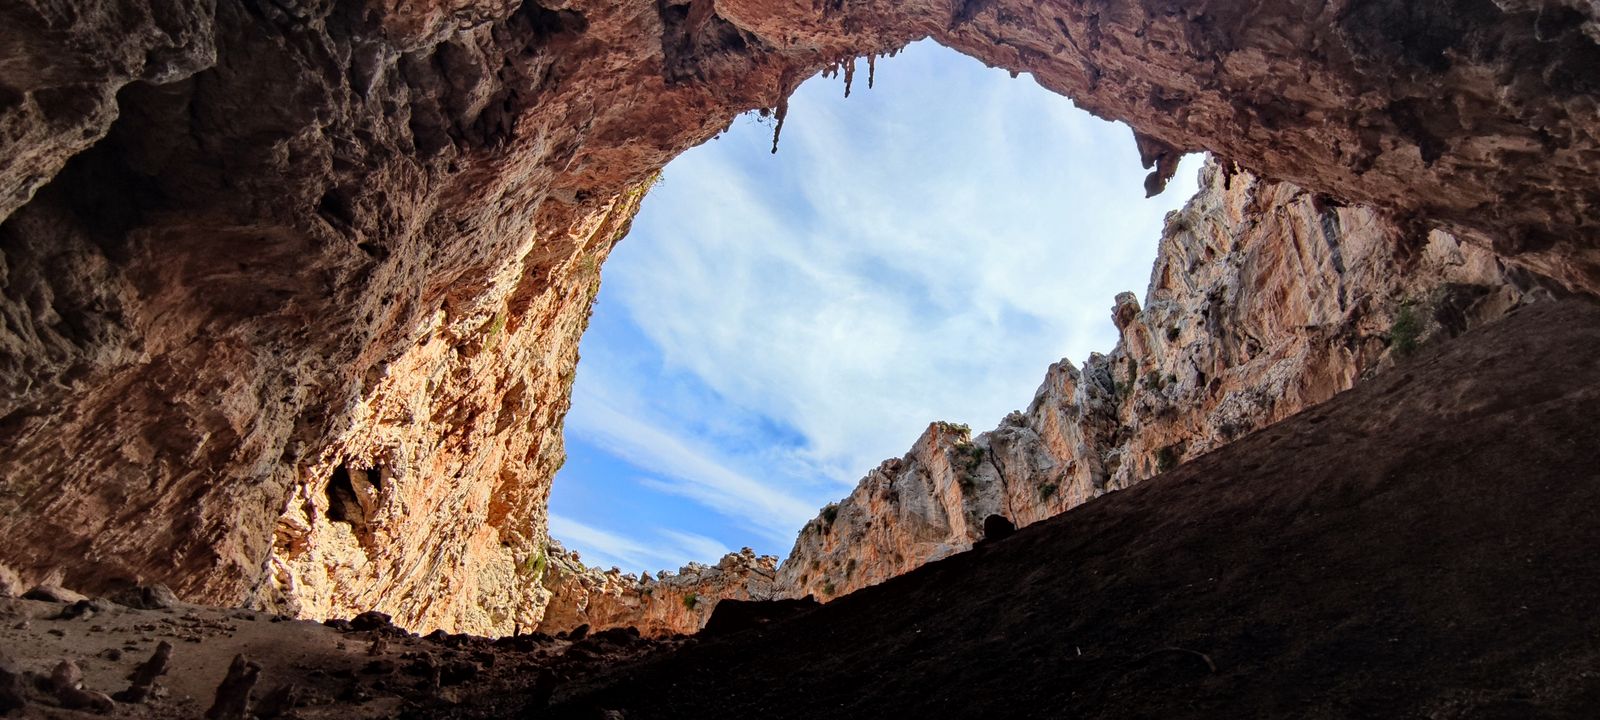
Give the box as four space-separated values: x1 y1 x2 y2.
550 297 1600 719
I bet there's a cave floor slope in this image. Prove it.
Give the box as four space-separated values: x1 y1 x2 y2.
550 297 1600 719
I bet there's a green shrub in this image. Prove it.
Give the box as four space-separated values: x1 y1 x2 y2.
822 581 836 596
521 546 548 583
1156 445 1181 473
1038 482 1059 502
683 594 699 610
1390 303 1422 358
820 502 840 525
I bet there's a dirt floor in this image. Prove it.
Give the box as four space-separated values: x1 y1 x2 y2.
4 298 1599 719
0 595 678 718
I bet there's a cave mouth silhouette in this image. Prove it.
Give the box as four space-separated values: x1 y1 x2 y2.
546 41 1204 576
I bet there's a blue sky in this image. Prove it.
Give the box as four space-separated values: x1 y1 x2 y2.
547 41 1202 575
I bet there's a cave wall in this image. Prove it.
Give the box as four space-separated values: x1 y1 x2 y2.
0 0 1596 634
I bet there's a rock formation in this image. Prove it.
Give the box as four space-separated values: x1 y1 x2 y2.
535 544 778 637
1 0 1597 635
778 159 1551 600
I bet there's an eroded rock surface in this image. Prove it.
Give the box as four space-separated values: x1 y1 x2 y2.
1 0 1597 635
778 159 1551 600
535 544 778 638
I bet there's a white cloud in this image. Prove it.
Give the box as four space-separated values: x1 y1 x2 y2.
554 40 1203 567
564 381 818 541
548 514 733 576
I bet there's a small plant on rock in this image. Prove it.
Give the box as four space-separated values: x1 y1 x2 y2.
1156 445 1181 473
953 441 985 475
1390 302 1423 358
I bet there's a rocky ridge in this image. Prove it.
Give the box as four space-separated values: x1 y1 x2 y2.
534 544 778 638
778 159 1550 600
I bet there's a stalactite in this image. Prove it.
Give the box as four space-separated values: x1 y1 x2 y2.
844 56 856 97
868 53 877 89
771 67 801 154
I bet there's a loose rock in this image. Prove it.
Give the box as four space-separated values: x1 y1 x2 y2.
113 640 172 703
23 585 87 604
205 654 261 720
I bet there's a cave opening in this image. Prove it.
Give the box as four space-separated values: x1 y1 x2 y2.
326 464 383 529
546 40 1203 577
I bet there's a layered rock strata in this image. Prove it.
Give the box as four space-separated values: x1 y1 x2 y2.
778 159 1551 600
1 0 1597 634
535 544 778 637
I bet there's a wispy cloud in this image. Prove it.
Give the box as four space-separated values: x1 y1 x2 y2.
564 381 817 542
551 40 1202 569
548 514 734 575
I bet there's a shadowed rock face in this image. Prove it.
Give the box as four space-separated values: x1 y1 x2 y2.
0 0 1596 634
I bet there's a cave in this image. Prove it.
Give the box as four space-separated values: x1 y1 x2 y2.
325 464 383 529
1 0 1599 715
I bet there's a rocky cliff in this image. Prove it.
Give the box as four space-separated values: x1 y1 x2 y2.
535 544 778 637
1 0 1597 635
778 159 1551 600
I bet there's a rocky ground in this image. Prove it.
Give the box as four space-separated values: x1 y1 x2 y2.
5 297 1596 718
0 589 681 718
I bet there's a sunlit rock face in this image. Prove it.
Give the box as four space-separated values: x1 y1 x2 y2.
0 0 1595 635
777 159 1552 601
535 544 779 638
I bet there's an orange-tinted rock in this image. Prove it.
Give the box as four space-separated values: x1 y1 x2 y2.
535 544 778 638
0 0 1596 635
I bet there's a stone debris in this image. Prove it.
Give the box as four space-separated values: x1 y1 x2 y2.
55 598 110 620
254 683 303 719
109 583 180 610
349 610 393 632
205 654 262 720
0 650 26 714
113 640 172 703
50 660 115 713
23 585 88 604
0 565 21 599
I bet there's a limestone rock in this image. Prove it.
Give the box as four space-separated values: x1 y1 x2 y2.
51 660 116 713
0 565 20 599
109 584 179 610
23 585 87 604
777 160 1550 601
535 544 779 637
0 0 1596 636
